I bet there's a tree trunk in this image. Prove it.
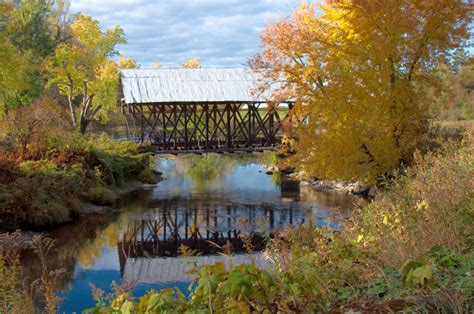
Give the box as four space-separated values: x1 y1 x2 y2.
79 115 90 135
67 79 77 128
67 96 77 128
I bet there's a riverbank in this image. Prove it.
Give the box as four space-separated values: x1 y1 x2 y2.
297 175 376 197
75 178 162 215
1 178 162 251
269 121 474 199
0 122 159 231
263 165 376 198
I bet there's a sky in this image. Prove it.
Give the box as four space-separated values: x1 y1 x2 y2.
69 0 295 68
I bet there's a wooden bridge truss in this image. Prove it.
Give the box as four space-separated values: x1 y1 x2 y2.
122 102 292 153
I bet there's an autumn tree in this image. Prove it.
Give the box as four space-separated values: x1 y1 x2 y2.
430 50 474 120
0 3 26 111
154 60 162 69
2 0 69 107
0 29 28 115
182 57 200 68
46 14 128 134
119 54 139 69
253 0 472 183
0 0 68 113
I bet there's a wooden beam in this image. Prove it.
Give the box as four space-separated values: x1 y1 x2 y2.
154 146 278 155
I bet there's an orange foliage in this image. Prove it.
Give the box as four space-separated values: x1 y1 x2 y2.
0 98 71 161
252 0 472 182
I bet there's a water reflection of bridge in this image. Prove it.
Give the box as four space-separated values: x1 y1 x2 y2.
117 204 307 275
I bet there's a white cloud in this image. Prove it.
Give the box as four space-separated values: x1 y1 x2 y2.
69 0 294 67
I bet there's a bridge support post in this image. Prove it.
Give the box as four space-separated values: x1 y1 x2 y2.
184 105 189 150
140 104 144 143
227 104 232 148
247 103 253 147
205 104 209 149
269 107 275 145
173 105 177 150
161 104 167 150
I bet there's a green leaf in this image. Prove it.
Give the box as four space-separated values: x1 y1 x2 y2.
411 265 432 287
121 300 135 314
146 293 161 312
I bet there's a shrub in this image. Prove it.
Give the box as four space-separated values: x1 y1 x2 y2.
0 98 72 160
1 160 86 230
138 166 159 184
349 140 473 265
0 109 157 230
0 157 19 184
85 134 152 186
84 186 115 206
87 243 473 313
0 232 35 313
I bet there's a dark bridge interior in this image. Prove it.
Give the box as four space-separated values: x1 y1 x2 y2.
122 102 292 153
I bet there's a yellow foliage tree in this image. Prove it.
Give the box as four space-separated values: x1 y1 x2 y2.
253 0 472 183
46 14 126 134
118 54 139 69
0 3 29 115
182 57 200 68
0 33 28 115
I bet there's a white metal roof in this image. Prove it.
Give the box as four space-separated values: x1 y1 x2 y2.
119 67 275 104
124 252 272 283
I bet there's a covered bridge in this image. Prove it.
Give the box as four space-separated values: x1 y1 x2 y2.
118 68 292 153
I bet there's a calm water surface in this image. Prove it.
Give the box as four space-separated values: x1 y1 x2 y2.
22 153 360 313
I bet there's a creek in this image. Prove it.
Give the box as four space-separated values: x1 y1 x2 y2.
21 153 360 313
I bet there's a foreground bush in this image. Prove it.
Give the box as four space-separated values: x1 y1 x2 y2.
87 247 473 313
88 132 473 313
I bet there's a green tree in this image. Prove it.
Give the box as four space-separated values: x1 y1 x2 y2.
2 0 69 107
46 14 126 134
0 3 29 114
6 0 67 58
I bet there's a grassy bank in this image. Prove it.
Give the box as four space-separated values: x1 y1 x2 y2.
0 103 157 231
86 126 473 313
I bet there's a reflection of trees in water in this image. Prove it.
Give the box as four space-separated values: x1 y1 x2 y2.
52 213 126 268
299 186 364 212
271 171 281 185
186 154 230 183
20 203 154 293
20 212 121 293
180 152 277 186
